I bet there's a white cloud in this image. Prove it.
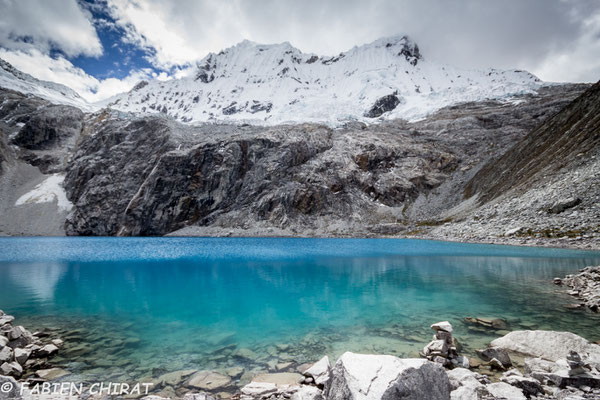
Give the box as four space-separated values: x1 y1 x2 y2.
0 0 102 57
0 48 151 102
103 0 600 83
106 0 204 68
532 13 600 83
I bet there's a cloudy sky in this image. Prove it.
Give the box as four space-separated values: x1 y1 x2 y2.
0 0 599 102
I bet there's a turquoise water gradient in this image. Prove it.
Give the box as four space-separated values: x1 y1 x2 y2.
0 238 599 379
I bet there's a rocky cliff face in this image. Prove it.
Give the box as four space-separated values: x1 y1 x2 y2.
427 81 600 246
63 116 458 236
61 83 588 237
0 79 596 243
465 81 600 202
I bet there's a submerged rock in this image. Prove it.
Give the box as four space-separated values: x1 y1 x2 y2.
157 369 197 387
252 372 303 386
464 317 509 330
35 367 70 380
187 370 232 391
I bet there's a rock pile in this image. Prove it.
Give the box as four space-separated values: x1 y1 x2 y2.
421 321 469 369
0 310 66 380
237 352 451 400
554 266 600 312
491 330 600 398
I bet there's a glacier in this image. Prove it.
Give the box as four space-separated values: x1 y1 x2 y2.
1 35 543 126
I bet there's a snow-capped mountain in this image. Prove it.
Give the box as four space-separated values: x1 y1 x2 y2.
102 35 542 125
0 59 90 110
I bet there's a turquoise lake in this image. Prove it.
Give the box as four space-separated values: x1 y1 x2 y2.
1 237 600 383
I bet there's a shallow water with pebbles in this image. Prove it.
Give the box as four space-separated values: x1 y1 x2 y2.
1 238 600 390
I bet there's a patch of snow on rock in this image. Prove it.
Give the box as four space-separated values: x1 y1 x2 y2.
15 174 73 212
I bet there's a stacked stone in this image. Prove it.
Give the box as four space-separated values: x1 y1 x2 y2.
422 321 468 368
567 351 586 376
0 309 64 379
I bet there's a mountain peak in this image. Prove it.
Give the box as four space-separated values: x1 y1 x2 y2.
0 57 89 109
103 34 540 125
0 34 537 126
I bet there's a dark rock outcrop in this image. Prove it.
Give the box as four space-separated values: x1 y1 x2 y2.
11 105 83 150
364 94 401 118
63 115 461 236
64 115 175 236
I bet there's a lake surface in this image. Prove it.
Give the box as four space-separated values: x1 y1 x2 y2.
1 237 600 384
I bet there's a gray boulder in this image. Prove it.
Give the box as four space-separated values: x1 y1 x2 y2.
490 331 600 366
0 347 13 363
292 385 324 400
548 197 581 214
446 368 491 400
476 346 512 368
327 352 450 400
0 375 22 399
0 316 14 327
34 344 58 358
13 348 30 366
0 361 22 377
486 382 526 400
303 356 331 388
501 373 544 397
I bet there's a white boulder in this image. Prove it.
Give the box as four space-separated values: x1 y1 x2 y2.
431 321 453 333
486 382 527 400
304 356 331 387
241 381 278 397
292 385 324 400
491 330 600 365
327 352 450 400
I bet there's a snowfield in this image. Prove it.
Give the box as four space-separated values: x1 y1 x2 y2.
15 174 73 212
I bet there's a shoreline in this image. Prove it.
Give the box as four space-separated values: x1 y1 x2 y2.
2 313 600 399
1 232 599 253
2 267 600 399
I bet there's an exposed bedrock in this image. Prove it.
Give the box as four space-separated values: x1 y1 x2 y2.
62 84 589 237
63 117 460 236
11 105 83 151
0 83 594 238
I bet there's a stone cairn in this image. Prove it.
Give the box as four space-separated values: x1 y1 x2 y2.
421 321 469 369
567 351 586 376
0 309 65 380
